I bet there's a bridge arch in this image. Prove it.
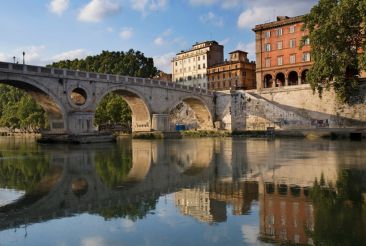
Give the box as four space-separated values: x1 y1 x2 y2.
169 95 213 130
96 86 152 132
0 74 66 132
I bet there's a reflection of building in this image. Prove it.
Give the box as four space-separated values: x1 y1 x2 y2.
209 181 258 215
175 187 226 224
259 181 314 245
253 16 312 89
175 181 259 223
207 50 256 91
172 41 224 89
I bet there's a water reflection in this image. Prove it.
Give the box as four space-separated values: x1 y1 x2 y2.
0 138 366 245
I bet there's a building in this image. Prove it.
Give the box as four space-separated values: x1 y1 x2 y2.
207 50 256 91
172 41 224 89
153 71 172 82
253 16 312 89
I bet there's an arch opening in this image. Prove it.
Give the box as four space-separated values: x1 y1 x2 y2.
0 79 65 133
264 74 273 88
95 89 151 133
70 88 87 106
288 71 299 86
170 97 213 131
301 69 309 84
275 73 285 87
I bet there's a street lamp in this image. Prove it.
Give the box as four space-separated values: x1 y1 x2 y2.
13 56 16 64
22 51 25 65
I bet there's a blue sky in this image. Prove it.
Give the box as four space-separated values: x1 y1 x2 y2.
0 0 317 72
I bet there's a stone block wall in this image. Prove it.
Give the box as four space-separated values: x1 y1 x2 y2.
215 84 366 131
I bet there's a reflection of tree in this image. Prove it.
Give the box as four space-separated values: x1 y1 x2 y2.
0 152 49 192
95 147 133 189
96 199 157 221
309 170 366 245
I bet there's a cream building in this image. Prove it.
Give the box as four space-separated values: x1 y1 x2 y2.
172 41 224 89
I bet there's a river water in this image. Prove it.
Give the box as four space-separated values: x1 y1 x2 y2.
0 137 365 246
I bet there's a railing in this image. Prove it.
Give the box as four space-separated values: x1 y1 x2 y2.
0 61 213 96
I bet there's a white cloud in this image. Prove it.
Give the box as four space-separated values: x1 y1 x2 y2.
219 38 230 45
200 12 224 27
81 236 106 246
48 0 69 16
154 28 174 46
154 37 165 46
189 0 217 6
121 219 136 232
236 41 255 61
237 1 317 29
52 49 89 61
130 0 168 15
106 27 114 32
119 27 134 39
241 224 259 244
153 52 175 73
78 0 121 23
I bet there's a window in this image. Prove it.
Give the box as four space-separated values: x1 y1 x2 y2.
277 41 283 50
203 63 206 68
265 43 271 52
198 56 200 61
289 25 295 33
265 31 271 38
302 52 311 62
290 39 296 48
265 58 271 67
304 37 310 45
277 56 283 66
175 62 177 66
290 54 296 64
276 28 283 36
202 55 205 60
198 64 201 69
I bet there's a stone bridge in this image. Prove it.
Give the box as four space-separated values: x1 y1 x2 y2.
0 62 214 136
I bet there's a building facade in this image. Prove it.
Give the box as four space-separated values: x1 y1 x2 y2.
207 50 256 91
172 41 224 89
253 16 312 89
153 71 172 82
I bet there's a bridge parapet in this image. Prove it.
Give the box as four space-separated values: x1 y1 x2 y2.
0 61 213 96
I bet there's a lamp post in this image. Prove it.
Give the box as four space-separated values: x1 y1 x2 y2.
13 56 16 64
22 51 25 65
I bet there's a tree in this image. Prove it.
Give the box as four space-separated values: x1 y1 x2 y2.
303 0 366 103
0 85 47 131
51 49 158 128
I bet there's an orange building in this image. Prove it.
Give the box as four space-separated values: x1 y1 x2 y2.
259 183 314 245
253 16 312 89
207 50 256 91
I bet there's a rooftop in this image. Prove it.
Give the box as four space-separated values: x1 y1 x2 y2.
252 15 305 32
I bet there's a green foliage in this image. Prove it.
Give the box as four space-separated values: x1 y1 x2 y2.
309 169 366 245
50 49 158 78
96 199 157 221
95 93 132 126
303 0 366 103
95 146 133 189
0 150 49 192
0 85 47 131
51 49 158 127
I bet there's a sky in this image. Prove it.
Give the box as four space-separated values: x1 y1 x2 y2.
0 0 318 73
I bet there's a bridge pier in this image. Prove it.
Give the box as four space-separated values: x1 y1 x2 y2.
152 114 171 132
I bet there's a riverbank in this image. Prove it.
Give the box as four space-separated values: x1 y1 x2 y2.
131 128 366 140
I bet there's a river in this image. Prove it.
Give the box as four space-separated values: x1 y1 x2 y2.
0 137 365 246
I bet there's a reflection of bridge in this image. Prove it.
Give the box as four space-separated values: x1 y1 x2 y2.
0 139 218 230
0 62 214 139
0 138 355 235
